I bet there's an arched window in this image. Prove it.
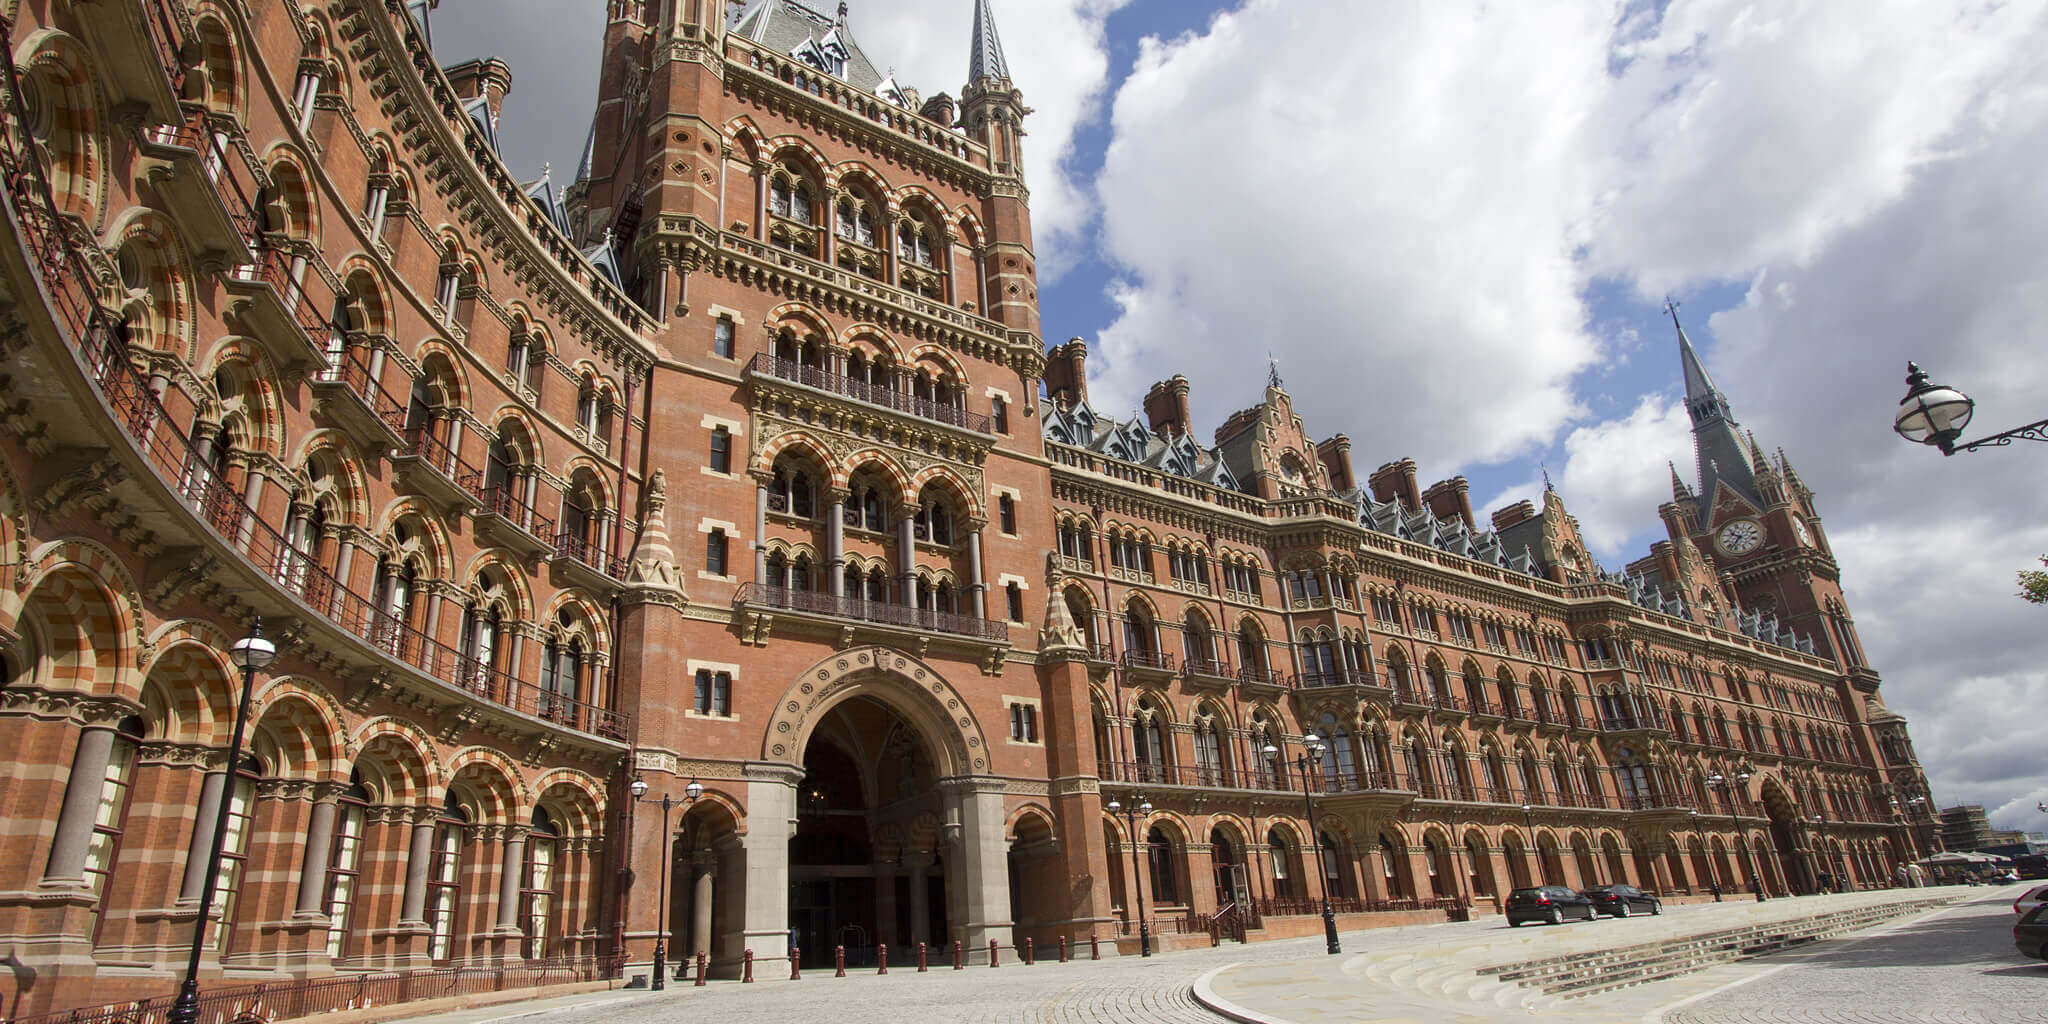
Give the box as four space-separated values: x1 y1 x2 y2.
523 807 559 959
1193 715 1224 785
1379 835 1406 898
1320 832 1350 899
324 773 371 959
1132 697 1168 781
67 714 145 911
207 752 262 952
1268 827 1298 898
1237 622 1266 677
1146 826 1179 906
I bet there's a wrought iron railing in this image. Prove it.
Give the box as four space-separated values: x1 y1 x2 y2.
312 345 408 435
1237 664 1288 689
397 426 484 499
744 353 992 433
553 531 626 580
1120 649 1174 672
736 582 1009 641
476 484 555 544
1097 760 1295 793
0 25 626 743
1293 667 1376 689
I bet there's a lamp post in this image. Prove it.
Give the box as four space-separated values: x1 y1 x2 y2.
167 619 276 1024
1894 361 2048 455
1271 734 1340 955
1521 803 1537 888
630 775 703 991
1689 810 1724 901
1707 772 1766 902
1105 795 1153 957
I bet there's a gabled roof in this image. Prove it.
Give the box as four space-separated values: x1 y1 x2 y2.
461 94 499 155
1039 396 1241 492
731 0 886 91
524 167 570 237
583 231 623 288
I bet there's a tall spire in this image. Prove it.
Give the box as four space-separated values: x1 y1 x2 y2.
1665 299 1757 512
968 0 1011 83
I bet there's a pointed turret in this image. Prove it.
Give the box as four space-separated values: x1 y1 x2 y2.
968 0 1012 84
1667 301 1758 513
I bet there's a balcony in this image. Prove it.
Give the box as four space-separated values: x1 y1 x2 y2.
136 109 257 264
472 485 555 562
743 353 992 434
1237 664 1289 697
1290 668 1387 706
552 531 627 590
309 348 406 454
1181 657 1234 691
1601 716 1669 739
390 426 481 513
88 0 187 119
221 248 329 375
1120 648 1176 680
1098 760 1293 794
735 582 1010 643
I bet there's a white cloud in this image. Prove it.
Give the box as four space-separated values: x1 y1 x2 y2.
1095 0 2048 821
430 0 1123 277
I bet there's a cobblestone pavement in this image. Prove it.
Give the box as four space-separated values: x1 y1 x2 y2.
1662 885 2048 1024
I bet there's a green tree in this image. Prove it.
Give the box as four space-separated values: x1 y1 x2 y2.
2022 556 2048 605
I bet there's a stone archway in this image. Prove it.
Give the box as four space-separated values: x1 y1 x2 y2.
742 648 1010 968
1759 779 1807 895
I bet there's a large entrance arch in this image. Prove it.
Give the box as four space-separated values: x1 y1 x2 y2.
1760 779 1806 895
746 648 1010 967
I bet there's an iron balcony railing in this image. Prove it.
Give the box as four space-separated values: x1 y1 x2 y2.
736 582 1010 642
1293 667 1377 690
1097 759 1296 793
1120 649 1175 672
744 353 993 433
397 426 484 499
553 531 627 580
479 484 556 546
0 39 627 743
312 345 408 435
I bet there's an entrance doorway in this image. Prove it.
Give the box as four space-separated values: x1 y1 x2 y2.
1761 781 1806 895
789 696 950 967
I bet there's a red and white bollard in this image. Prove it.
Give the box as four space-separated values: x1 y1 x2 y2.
878 943 888 975
835 945 846 978
917 941 928 972
743 949 755 983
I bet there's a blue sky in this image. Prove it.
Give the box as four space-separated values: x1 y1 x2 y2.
431 0 2048 832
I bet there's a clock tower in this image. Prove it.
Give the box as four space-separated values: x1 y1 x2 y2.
1666 308 1872 686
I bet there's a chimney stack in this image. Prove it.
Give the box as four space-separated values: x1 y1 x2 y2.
1491 500 1537 532
1316 435 1355 492
444 57 514 127
1422 476 1475 528
1368 459 1423 512
1043 338 1089 407
1142 375 1193 438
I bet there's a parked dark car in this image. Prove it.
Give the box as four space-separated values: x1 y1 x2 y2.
1582 884 1662 918
2016 904 2048 961
1506 885 1597 926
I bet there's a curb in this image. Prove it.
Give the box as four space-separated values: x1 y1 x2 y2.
1190 963 1297 1024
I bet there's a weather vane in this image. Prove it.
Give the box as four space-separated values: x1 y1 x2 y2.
1267 352 1284 390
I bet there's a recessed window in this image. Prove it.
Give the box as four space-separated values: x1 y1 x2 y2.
1006 582 1024 622
999 494 1017 535
706 529 728 577
709 426 732 474
992 396 1009 434
713 316 735 358
1008 702 1039 743
694 670 733 717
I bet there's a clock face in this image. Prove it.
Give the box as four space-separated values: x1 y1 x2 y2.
1719 520 1763 555
1794 518 1813 546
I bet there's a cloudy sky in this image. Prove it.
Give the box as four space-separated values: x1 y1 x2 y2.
428 0 2048 833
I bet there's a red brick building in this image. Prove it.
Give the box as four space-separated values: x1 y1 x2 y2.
0 0 1936 1014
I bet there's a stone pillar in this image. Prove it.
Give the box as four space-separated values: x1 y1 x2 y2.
43 724 118 885
897 511 917 603
497 830 528 932
874 862 898 947
943 776 1013 953
180 768 229 902
825 496 848 596
296 793 341 916
754 483 769 583
968 527 987 620
400 813 436 924
1036 646 1116 947
689 852 714 958
237 463 268 552
734 763 801 965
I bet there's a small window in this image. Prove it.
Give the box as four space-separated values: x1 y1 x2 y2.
992 396 1009 434
712 672 732 716
1005 582 1024 622
706 529 728 577
999 494 1017 535
709 427 732 474
694 670 712 714
713 317 735 358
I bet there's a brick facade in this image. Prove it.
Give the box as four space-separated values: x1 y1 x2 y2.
0 0 1936 1016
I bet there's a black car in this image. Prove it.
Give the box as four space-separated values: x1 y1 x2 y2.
1582 884 1662 918
2016 904 2048 961
1505 885 1597 926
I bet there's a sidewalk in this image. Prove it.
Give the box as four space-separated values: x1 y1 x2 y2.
1193 886 1978 1024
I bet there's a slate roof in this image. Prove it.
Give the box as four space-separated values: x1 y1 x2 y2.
730 0 888 93
1039 397 1240 491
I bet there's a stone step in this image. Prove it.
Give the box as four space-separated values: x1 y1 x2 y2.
1478 897 1952 1000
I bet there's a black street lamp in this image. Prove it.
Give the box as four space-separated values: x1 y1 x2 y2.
167 619 276 1024
1689 810 1724 901
1894 361 2048 455
1707 772 1766 902
1270 733 1340 955
1105 796 1154 956
630 775 703 990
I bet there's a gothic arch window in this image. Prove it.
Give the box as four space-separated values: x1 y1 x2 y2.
1131 695 1169 781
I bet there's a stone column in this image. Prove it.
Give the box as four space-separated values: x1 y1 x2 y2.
735 763 801 964
497 828 529 932
296 791 341 916
874 861 898 947
968 527 987 620
896 511 917 603
689 851 715 958
43 724 119 885
827 495 847 597
237 462 268 552
906 852 933 946
941 776 1013 953
754 482 769 583
180 767 229 902
400 811 436 924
